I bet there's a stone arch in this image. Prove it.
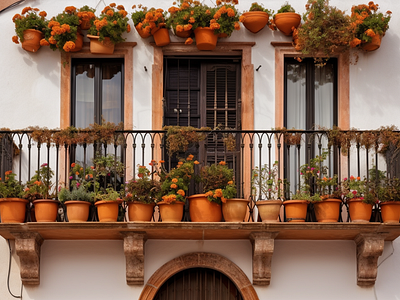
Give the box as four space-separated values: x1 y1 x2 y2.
139 252 259 300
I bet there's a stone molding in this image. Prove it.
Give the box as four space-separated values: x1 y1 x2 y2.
139 252 259 300
355 232 385 287
122 231 147 285
11 232 43 285
249 232 279 285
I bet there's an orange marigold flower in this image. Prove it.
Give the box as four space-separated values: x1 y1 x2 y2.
49 36 57 44
113 20 117 24
75 171 80 176
239 15 245 22
185 37 193 45
216 0 222 5
12 14 22 22
65 6 76 14
219 161 226 166
5 170 12 175
22 7 32 15
228 181 233 185
159 160 165 164
39 11 47 18
40 38 49 46
177 189 185 196
12 36 19 44
48 20 60 28
232 0 238 4
176 25 184 32
365 29 375 37
110 3 116 8
183 24 192 31
102 6 111 14
170 183 178 189
350 38 361 48
187 154 194 161
127 24 131 33
387 11 392 14
119 10 128 18
181 2 190 9
206 9 211 14
107 9 114 17
221 197 227 203
227 8 235 17
62 23 71 32
357 176 361 181
214 13 221 20
234 22 240 30
194 160 199 164
172 178 178 183
210 23 220 30
178 161 183 165
117 5 125 10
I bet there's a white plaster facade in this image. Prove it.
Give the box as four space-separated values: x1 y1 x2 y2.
1 0 400 299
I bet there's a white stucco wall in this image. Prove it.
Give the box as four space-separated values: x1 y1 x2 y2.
1 238 399 299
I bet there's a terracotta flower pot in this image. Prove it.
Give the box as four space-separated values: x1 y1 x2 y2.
348 198 373 223
87 34 115 54
361 34 382 51
65 200 91 222
274 12 301 36
174 28 193 38
241 11 269 33
127 201 155 222
79 19 91 30
33 199 59 222
70 32 84 53
222 198 249 222
0 198 28 223
158 201 184 222
380 201 400 223
188 194 222 222
194 27 218 51
95 200 122 222
313 198 342 222
153 27 171 47
283 200 308 222
256 200 282 223
21 29 43 53
135 25 151 38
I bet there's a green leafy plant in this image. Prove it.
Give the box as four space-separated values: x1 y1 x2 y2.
277 2 296 14
350 1 391 47
58 185 94 203
341 176 376 205
295 0 353 63
23 163 55 201
88 3 131 44
252 161 285 200
199 161 237 204
0 171 24 198
131 4 149 27
156 155 196 204
213 0 241 36
124 165 161 204
247 2 273 14
41 6 80 52
12 6 48 44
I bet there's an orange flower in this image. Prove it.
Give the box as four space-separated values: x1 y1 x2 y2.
127 24 131 33
12 14 22 22
177 189 185 196
39 11 47 18
221 197 227 203
194 160 199 164
228 181 233 185
350 38 361 48
365 29 375 37
5 171 12 176
172 178 178 183
219 161 226 166
106 9 114 17
183 24 192 31
119 10 128 18
71 163 76 168
64 6 76 14
12 36 19 44
21 7 32 15
40 38 49 46
110 3 116 7
117 5 125 10
170 183 178 189
75 171 80 176
234 22 240 30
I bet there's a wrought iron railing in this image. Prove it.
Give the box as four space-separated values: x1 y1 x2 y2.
0 128 397 222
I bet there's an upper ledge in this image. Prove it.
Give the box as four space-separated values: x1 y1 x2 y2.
271 42 294 47
1 223 399 241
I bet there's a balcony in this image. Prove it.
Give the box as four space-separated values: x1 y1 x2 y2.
1 128 400 287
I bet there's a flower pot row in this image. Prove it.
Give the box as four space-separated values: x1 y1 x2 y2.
256 198 400 224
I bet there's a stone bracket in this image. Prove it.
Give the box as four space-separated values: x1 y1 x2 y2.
122 232 147 285
11 232 44 285
354 232 386 287
249 232 278 286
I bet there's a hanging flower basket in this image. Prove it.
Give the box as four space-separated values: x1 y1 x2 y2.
274 12 301 36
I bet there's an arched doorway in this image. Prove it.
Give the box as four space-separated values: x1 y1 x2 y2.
154 267 243 300
139 252 259 300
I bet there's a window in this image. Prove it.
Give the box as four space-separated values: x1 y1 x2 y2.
71 58 124 163
284 57 338 191
163 57 241 165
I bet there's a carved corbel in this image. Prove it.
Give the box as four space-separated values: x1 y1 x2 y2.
11 232 43 285
122 232 147 285
354 233 385 287
249 232 279 286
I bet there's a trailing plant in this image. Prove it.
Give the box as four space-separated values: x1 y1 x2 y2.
163 125 210 157
295 0 354 63
88 3 131 44
277 2 296 14
12 6 48 44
